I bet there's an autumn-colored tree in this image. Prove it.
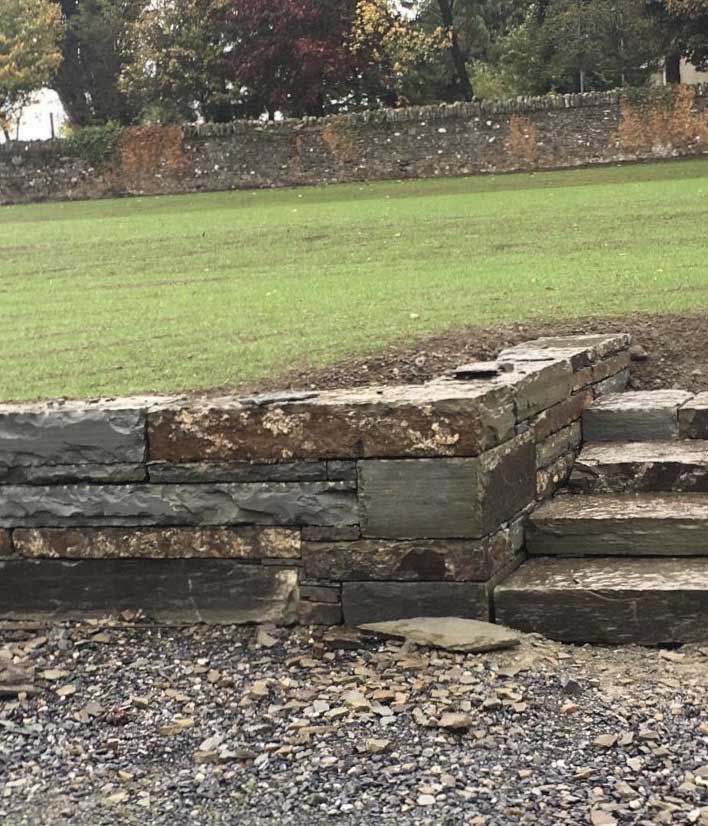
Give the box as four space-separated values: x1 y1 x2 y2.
227 0 362 118
0 0 63 140
121 0 248 123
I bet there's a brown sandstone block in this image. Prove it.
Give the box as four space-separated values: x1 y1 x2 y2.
0 530 11 556
147 383 516 463
12 527 301 560
532 391 593 441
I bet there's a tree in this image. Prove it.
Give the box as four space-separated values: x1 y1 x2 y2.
121 0 247 123
0 0 63 141
226 0 362 118
54 0 144 126
646 0 708 81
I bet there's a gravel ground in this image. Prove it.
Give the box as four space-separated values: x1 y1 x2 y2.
2 621 708 826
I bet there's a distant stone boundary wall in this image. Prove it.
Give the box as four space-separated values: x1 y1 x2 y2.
1 86 707 205
0 334 630 625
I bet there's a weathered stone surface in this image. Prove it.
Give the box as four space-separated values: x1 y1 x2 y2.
147 461 328 483
0 482 357 528
573 352 631 391
359 617 520 652
303 529 519 582
499 360 575 420
0 402 148 467
299 585 340 603
583 391 694 442
570 442 708 493
532 391 592 441
12 527 301 559
298 601 342 625
359 433 534 539
536 452 576 500
342 582 490 626
679 392 708 439
0 529 11 556
495 557 708 644
528 493 708 555
147 382 516 463
593 369 630 397
499 334 630 371
0 463 146 485
326 461 357 481
536 422 581 468
0 559 299 624
301 525 361 542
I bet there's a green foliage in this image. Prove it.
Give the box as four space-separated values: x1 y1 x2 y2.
468 61 517 100
63 122 123 167
1 159 707 401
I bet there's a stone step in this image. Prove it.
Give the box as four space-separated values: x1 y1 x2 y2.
494 557 708 644
527 493 708 556
570 441 708 493
583 390 693 442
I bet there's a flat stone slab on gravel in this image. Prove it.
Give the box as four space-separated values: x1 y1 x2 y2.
528 493 708 556
583 390 694 442
358 616 520 652
495 556 708 643
570 441 708 493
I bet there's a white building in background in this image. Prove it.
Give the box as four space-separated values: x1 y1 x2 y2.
0 89 67 143
654 58 708 86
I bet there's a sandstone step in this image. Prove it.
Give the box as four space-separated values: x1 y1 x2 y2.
570 441 708 493
494 557 708 644
583 390 693 442
527 493 708 556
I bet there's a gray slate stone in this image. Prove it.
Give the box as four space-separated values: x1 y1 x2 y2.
358 616 520 652
536 422 581 469
0 559 299 624
495 556 708 644
499 334 630 371
147 460 328 483
593 369 630 397
0 463 146 485
0 481 358 528
570 441 708 493
679 392 708 439
583 391 693 442
0 404 147 467
359 433 535 539
342 582 491 626
528 493 708 556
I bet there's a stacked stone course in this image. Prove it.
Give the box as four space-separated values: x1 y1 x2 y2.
0 334 630 624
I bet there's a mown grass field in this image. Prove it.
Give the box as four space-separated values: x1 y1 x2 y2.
1 158 707 402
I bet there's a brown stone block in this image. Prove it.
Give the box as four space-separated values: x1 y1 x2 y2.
591 352 631 383
12 527 301 560
536 452 576 500
679 392 708 439
303 528 517 582
359 433 535 539
533 392 593 442
0 530 11 556
147 383 516 463
298 601 342 625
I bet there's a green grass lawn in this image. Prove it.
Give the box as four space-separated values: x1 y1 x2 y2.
1 159 707 402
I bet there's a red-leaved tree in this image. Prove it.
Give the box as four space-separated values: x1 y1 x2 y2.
228 0 362 117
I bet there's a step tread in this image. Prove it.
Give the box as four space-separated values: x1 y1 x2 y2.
497 556 708 592
532 492 708 522
588 390 694 412
578 441 708 465
495 557 708 643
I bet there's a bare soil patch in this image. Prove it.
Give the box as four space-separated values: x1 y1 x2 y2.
240 312 708 397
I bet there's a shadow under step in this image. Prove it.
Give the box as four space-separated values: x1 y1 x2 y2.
528 493 708 556
570 441 708 493
495 556 708 644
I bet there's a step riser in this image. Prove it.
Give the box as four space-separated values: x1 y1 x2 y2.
495 557 708 644
583 391 693 443
527 518 708 556
496 588 708 645
570 462 708 494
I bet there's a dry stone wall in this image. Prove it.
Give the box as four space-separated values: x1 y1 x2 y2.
0 334 630 625
1 87 706 205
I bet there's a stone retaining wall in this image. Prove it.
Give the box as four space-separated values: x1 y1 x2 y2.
0 334 630 624
1 86 706 205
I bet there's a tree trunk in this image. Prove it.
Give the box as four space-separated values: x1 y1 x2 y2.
437 0 474 102
665 52 681 84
